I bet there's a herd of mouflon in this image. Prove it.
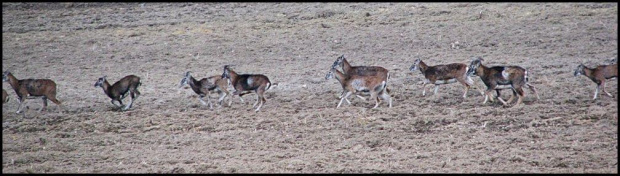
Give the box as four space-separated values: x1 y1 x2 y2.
2 55 618 113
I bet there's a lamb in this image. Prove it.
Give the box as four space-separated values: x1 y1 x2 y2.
221 65 272 112
3 71 62 113
94 75 142 111
409 58 484 98
325 67 392 108
466 57 540 107
179 71 245 109
574 63 617 99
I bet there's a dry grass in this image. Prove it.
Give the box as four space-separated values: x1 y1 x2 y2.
2 2 618 173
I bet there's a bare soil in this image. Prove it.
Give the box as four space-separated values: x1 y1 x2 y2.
2 2 617 173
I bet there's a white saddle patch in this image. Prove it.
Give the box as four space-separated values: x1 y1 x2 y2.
351 79 368 91
247 77 253 85
501 70 510 80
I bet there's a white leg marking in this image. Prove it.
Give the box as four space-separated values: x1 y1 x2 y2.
123 98 133 111
355 94 367 101
253 94 259 108
498 97 508 106
255 97 264 112
111 100 121 107
16 100 26 114
593 85 600 100
239 96 245 103
338 91 352 108
372 96 380 109
217 91 226 106
421 82 427 96
380 90 392 108
198 97 208 105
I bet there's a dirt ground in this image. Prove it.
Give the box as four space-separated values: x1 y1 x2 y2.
2 3 617 173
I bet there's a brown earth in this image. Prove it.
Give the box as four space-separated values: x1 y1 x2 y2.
1 2 618 173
